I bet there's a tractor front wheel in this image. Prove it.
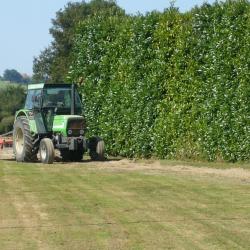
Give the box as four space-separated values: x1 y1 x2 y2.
13 116 36 162
89 136 105 161
39 138 55 164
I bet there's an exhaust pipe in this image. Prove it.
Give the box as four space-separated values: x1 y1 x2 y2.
71 84 76 115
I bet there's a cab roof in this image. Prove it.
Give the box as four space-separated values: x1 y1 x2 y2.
28 83 75 90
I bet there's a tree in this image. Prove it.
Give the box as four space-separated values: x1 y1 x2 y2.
3 69 23 83
33 0 125 83
0 85 25 134
0 116 15 133
33 46 55 83
21 73 32 84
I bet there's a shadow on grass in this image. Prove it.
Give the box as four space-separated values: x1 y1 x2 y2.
0 159 15 162
1 157 123 165
55 156 123 164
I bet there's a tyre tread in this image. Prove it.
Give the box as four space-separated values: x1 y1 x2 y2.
13 116 37 162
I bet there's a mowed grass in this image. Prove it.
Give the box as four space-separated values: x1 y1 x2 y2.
0 160 249 250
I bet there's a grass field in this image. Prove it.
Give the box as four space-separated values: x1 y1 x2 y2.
0 81 10 88
0 81 24 89
0 159 249 250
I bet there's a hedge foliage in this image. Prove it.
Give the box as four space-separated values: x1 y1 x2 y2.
68 0 250 161
0 85 25 134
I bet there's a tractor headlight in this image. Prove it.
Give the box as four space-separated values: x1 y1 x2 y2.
68 129 73 135
80 129 84 135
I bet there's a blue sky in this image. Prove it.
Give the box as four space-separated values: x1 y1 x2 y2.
0 0 215 76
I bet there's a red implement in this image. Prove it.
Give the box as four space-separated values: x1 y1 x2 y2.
0 137 13 149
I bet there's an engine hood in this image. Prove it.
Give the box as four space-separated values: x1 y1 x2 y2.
52 115 84 136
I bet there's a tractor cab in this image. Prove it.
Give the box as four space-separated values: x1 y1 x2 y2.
25 84 82 115
13 83 104 164
22 84 84 135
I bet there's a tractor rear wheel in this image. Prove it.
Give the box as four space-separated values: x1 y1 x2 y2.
13 116 37 162
39 138 55 164
89 136 105 161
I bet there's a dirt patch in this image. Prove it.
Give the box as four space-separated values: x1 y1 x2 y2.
84 159 250 181
0 148 14 160
1 150 249 181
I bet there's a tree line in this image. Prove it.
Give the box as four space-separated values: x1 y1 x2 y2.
0 85 25 134
0 71 29 134
33 0 250 161
33 0 123 83
0 69 32 84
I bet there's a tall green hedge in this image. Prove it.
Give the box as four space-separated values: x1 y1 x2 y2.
68 0 250 161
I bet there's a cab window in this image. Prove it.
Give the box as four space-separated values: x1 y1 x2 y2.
25 89 42 110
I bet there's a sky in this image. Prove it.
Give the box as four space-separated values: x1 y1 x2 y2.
0 0 215 76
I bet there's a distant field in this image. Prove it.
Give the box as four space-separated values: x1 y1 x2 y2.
0 81 25 89
0 159 249 249
0 81 6 88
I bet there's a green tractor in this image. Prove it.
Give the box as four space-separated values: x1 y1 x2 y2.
13 83 104 164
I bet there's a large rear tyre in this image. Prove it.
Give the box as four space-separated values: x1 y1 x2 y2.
39 138 55 164
13 116 37 162
89 136 105 161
